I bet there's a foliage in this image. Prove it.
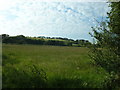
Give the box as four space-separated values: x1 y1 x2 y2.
108 2 120 35
90 24 120 88
1 34 91 47
74 39 91 47
89 2 120 89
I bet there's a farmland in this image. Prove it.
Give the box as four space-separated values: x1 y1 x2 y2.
2 44 108 88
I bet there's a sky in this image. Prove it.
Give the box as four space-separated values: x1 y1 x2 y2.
0 0 110 42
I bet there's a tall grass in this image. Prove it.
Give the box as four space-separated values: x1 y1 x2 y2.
2 44 109 88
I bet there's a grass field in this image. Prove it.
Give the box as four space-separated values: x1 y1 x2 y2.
2 44 109 88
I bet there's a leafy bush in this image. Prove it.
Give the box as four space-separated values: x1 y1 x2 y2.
89 22 120 89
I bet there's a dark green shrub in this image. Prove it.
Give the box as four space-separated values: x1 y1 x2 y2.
89 22 120 89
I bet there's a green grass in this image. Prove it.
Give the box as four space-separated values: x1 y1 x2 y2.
2 44 109 88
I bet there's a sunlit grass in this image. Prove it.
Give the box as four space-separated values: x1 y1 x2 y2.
2 44 108 88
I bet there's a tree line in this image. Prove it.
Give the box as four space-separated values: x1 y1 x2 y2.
1 34 91 47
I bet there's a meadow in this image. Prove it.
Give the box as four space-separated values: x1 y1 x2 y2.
2 44 109 88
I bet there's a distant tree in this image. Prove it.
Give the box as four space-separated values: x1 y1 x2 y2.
2 34 10 44
69 39 74 41
74 39 91 47
2 34 9 40
44 40 65 46
65 41 72 46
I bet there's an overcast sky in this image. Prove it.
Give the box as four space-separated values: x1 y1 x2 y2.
0 0 110 42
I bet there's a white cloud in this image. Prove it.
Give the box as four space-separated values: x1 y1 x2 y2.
0 1 110 41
